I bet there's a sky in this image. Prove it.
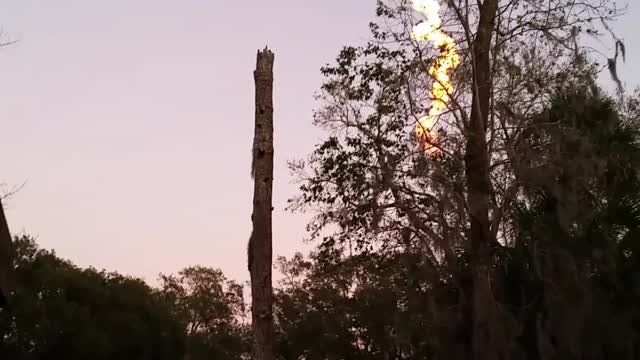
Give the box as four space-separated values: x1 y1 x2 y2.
0 0 638 285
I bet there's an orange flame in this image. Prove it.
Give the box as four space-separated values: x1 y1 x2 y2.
411 0 459 154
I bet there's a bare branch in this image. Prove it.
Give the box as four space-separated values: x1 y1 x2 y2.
0 181 27 202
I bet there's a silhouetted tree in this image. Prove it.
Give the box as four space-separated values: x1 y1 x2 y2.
0 236 186 360
159 266 249 360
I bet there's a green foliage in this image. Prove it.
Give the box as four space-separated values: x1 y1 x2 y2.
0 237 250 360
159 266 249 360
0 236 186 360
272 250 457 360
503 90 640 359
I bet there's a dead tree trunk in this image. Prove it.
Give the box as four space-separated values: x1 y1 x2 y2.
0 197 14 307
248 47 275 360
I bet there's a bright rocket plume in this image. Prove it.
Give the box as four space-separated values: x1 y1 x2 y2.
411 0 460 154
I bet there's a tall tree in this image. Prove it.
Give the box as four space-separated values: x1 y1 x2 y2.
286 88 640 359
289 0 627 359
463 1 503 358
249 47 275 360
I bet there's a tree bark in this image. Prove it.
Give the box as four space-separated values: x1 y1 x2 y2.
465 1 503 360
0 197 14 307
249 47 275 360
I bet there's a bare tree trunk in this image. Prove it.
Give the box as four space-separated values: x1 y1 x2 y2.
0 197 14 307
465 1 503 360
248 47 275 360
1 38 18 308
